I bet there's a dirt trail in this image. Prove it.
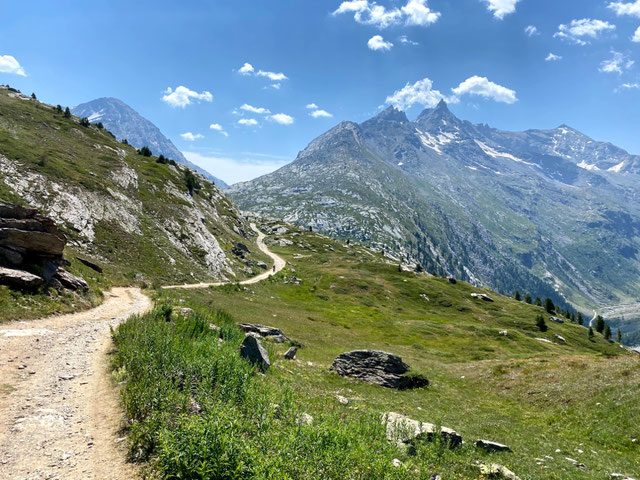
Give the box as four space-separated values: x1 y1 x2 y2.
0 287 151 480
162 222 286 290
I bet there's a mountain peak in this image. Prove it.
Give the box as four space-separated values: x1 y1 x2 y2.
372 106 409 123
415 99 460 131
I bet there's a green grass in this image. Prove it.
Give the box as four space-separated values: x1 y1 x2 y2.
149 222 640 479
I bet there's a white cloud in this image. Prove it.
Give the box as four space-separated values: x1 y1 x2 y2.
0 54 26 76
240 104 271 114
310 109 333 118
451 76 518 104
268 113 295 125
238 62 255 75
333 0 439 28
525 25 539 36
482 0 521 20
306 103 319 109
616 82 640 91
368 35 394 51
554 19 616 45
385 78 448 110
633 26 640 42
183 151 290 184
209 123 229 137
162 86 213 108
399 35 419 45
599 50 635 74
257 70 288 81
269 83 281 89
238 118 259 126
545 53 563 61
180 132 204 141
607 0 640 17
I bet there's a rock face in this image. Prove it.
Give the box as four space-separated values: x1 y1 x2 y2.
0 202 87 292
471 293 494 302
330 350 429 390
238 335 270 371
384 412 462 449
238 323 291 343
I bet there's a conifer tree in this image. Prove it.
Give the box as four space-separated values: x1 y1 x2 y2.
577 312 584 326
588 327 594 340
617 328 622 343
544 298 555 314
524 294 532 304
536 314 547 332
514 290 521 301
64 106 71 118
534 297 542 307
604 325 612 341
595 315 605 334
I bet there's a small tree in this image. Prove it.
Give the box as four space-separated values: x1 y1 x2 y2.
534 297 542 307
96 122 104 129
415 263 424 273
156 154 169 165
55 105 63 114
122 139 129 145
514 290 521 301
617 328 622 343
31 92 36 100
604 325 612 341
577 312 584 326
588 327 594 340
184 169 201 196
138 146 152 157
595 315 605 334
80 117 90 127
524 293 532 304
64 106 71 118
536 314 547 332
544 298 555 314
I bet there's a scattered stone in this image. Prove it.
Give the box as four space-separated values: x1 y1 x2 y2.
565 457 586 470
610 474 637 480
75 257 103 274
17 364 26 369
257 261 267 270
535 338 552 344
549 316 565 324
58 375 75 380
52 268 89 292
279 238 293 247
392 458 403 468
174 307 195 317
475 440 512 452
499 330 508 336
475 462 521 480
0 267 44 291
330 350 428 390
384 412 462 449
297 412 314 425
335 395 349 405
554 334 566 343
188 397 202 415
471 292 494 302
238 323 291 343
238 335 270 371
284 346 298 360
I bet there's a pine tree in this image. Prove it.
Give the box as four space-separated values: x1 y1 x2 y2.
138 146 152 157
544 298 555 314
524 294 532 304
617 328 622 343
55 105 62 114
534 297 542 307
31 92 36 100
536 314 547 332
184 169 201 196
577 312 584 326
604 325 612 341
514 290 521 301
595 315 605 334
63 107 71 118
588 327 594 340
122 139 129 145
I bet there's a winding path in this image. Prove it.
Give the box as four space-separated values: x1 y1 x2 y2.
0 224 284 479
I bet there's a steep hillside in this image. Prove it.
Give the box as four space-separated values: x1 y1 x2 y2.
228 102 640 327
0 86 268 319
72 97 228 188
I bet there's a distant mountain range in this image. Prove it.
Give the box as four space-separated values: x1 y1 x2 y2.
228 100 640 323
72 98 228 188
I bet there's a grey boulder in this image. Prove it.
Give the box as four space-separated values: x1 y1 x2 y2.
0 266 44 291
384 412 462 449
475 439 512 452
238 335 270 371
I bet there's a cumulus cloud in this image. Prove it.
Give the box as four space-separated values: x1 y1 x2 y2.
615 82 640 91
451 76 518 104
311 109 333 118
268 113 294 125
306 103 319 109
333 0 439 28
399 35 419 45
368 35 394 51
238 118 259 126
633 26 640 42
554 19 616 45
257 70 288 81
0 54 26 76
385 78 448 110
599 50 635 74
162 86 213 108
240 104 271 114
482 0 521 20
545 53 563 61
525 25 539 36
209 123 229 137
180 132 204 141
607 0 640 17
238 62 255 75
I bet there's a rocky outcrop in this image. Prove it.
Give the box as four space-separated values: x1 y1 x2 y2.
284 347 298 359
475 439 512 452
475 462 521 480
0 202 87 292
238 335 270 371
471 293 494 302
384 412 462 449
238 323 291 343
330 350 429 390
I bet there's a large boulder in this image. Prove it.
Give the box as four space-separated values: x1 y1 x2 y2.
0 267 44 291
475 439 512 452
238 335 270 371
384 412 462 449
0 228 65 256
238 323 291 343
330 350 428 390
52 268 89 292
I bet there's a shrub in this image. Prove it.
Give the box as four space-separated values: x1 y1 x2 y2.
138 145 153 157
604 325 612 341
514 290 521 301
80 117 90 127
524 293 532 304
64 106 71 118
184 169 201 196
588 327 594 340
536 314 547 332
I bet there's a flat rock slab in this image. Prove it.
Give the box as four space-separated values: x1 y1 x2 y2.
330 350 428 390
384 412 462 449
471 293 494 302
475 439 512 452
0 266 44 291
238 323 290 343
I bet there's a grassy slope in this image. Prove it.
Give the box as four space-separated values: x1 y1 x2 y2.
156 221 640 479
0 89 269 321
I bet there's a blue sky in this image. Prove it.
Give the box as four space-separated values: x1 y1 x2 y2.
1 0 639 184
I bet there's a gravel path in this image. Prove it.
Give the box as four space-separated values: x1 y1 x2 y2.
0 287 151 480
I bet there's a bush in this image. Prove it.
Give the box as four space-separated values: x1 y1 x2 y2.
138 145 152 157
80 117 90 127
514 290 521 301
536 314 547 332
184 169 201 196
156 154 169 164
64 106 71 118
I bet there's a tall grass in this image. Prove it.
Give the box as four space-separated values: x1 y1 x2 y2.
111 302 481 479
